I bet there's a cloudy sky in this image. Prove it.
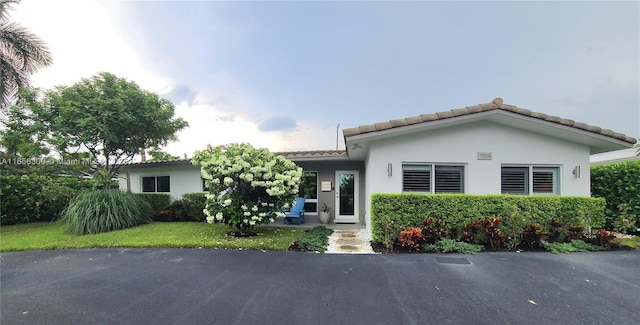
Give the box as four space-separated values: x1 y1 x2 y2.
11 0 639 156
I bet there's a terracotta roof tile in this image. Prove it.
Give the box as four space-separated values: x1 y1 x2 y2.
342 97 636 144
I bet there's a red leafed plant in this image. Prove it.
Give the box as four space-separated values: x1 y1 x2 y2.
422 218 449 244
481 216 504 249
398 227 424 251
522 223 544 249
595 229 615 247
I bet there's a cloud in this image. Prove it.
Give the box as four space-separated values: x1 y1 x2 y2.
258 116 297 132
164 85 197 106
216 115 236 122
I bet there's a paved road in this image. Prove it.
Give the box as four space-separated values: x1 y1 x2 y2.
1 249 639 325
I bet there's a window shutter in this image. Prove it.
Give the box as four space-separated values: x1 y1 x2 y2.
501 167 528 194
533 168 556 194
435 166 464 193
403 165 431 192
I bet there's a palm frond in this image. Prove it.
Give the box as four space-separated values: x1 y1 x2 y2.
0 1 52 110
0 0 20 22
1 22 52 71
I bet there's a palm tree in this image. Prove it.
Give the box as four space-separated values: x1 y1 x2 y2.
0 0 52 110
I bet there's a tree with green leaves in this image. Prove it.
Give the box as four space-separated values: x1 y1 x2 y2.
0 72 188 185
46 72 188 178
0 0 52 109
148 146 180 161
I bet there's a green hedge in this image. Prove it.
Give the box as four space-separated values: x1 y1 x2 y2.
370 194 605 245
181 192 207 221
591 160 640 231
133 193 171 211
0 175 96 225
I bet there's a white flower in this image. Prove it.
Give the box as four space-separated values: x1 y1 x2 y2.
206 216 215 224
269 218 275 223
215 212 223 221
249 221 256 226
224 177 234 186
241 205 248 211
251 206 258 212
222 199 232 207
243 211 251 216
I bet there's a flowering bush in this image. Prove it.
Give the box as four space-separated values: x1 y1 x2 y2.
192 143 302 232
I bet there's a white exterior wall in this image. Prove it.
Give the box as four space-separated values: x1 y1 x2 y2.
365 121 590 206
119 164 203 201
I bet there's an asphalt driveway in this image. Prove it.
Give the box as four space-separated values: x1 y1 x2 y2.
1 249 639 325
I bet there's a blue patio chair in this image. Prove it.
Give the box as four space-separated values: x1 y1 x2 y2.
283 197 306 225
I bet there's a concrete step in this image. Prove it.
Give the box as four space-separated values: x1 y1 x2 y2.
325 229 378 254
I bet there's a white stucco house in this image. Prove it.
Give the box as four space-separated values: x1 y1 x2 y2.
119 98 636 232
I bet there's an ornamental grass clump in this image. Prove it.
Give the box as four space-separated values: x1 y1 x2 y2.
60 189 152 235
193 143 303 234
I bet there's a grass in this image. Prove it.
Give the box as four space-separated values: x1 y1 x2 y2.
612 236 640 249
0 222 305 252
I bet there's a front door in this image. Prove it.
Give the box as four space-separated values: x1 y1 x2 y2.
335 170 359 223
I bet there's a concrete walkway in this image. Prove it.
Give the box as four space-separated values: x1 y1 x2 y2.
325 228 377 254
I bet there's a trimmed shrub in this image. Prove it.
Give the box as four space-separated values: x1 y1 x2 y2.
133 193 171 211
591 160 640 231
182 192 207 221
61 189 152 235
1 175 44 225
149 193 207 222
370 194 605 247
0 175 96 225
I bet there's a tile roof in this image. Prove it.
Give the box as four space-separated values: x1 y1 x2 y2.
343 98 637 144
121 150 349 166
121 158 192 167
276 150 348 159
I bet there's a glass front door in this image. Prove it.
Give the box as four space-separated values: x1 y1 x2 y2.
334 170 359 223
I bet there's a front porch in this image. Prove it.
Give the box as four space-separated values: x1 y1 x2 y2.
265 218 365 231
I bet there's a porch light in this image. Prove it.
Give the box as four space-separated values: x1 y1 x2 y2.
572 166 581 178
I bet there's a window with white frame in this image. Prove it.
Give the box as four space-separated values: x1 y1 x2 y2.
402 164 465 193
299 171 318 214
142 176 170 193
501 166 559 195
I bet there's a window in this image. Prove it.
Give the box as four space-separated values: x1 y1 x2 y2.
299 171 318 214
402 164 464 193
142 176 170 193
501 166 559 195
202 178 209 192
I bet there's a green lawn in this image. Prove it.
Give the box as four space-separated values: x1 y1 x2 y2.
613 236 640 249
0 222 305 252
